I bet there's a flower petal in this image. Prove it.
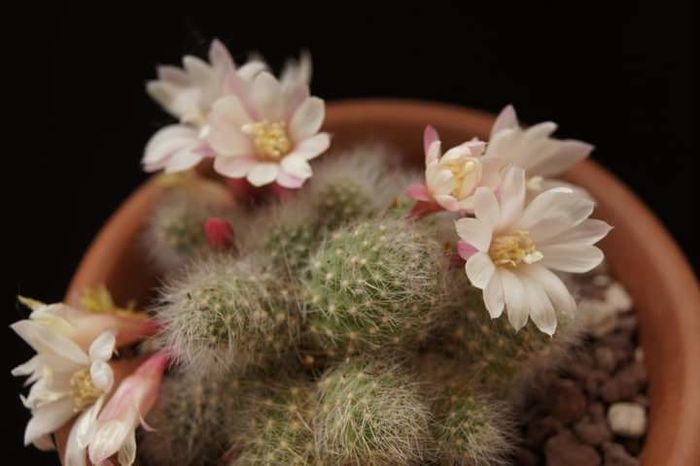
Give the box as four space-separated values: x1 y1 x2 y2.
281 155 313 179
289 97 325 142
405 183 433 202
529 140 593 177
457 240 478 261
11 320 89 366
117 429 137 466
89 331 115 362
454 218 492 252
465 252 496 289
473 187 501 227
490 104 519 138
246 163 279 187
213 155 257 178
163 146 204 173
484 273 505 318
24 397 75 446
498 166 526 228
250 72 284 121
276 171 306 189
540 244 604 273
499 269 529 332
541 218 612 247
88 418 133 464
517 189 595 243
90 360 114 392
522 276 557 335
208 96 254 157
523 264 577 318
424 125 440 160
288 132 331 160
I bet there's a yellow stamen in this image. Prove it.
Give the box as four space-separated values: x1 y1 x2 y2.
242 120 292 160
443 158 481 198
489 230 543 267
70 368 102 412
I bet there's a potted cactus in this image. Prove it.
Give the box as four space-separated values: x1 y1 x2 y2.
12 40 700 466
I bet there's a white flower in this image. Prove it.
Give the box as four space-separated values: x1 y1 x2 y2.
142 39 267 173
207 67 330 188
11 322 116 450
455 167 611 335
82 351 170 466
485 105 594 195
406 126 502 213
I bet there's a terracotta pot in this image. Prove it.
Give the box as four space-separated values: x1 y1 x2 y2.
58 100 700 465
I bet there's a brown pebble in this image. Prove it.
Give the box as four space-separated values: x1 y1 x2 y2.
527 416 563 445
602 442 639 466
574 417 612 445
551 379 587 424
513 446 539 466
545 430 601 466
595 346 618 373
589 402 606 421
602 362 647 402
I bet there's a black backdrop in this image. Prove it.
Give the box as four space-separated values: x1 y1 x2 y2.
7 3 695 463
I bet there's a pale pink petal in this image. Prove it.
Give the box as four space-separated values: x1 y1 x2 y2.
434 194 460 211
11 321 88 366
521 276 557 335
276 171 306 189
425 165 454 196
155 65 189 84
523 264 576 318
33 434 55 452
498 166 526 228
143 125 199 167
213 155 257 178
405 184 433 202
237 60 268 81
479 157 506 189
24 398 75 446
208 96 254 156
517 189 595 243
454 218 492 251
457 240 478 260
541 218 612 247
473 187 501 227
500 269 529 332
88 331 115 362
289 97 324 142
484 273 505 318
250 72 284 121
88 414 136 464
490 104 519 138
281 155 312 179
465 252 496 289
287 132 331 160
208 38 234 72
181 56 211 87
163 146 203 173
423 125 440 158
540 244 604 273
246 163 279 187
529 140 594 177
89 361 113 392
116 429 137 466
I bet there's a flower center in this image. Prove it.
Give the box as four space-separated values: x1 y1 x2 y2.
70 368 102 412
444 158 482 198
489 230 543 268
242 120 292 160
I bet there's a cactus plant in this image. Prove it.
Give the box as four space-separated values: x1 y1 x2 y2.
314 358 432 465
303 218 447 355
138 369 242 466
227 378 317 466
154 255 301 373
144 176 236 271
415 353 515 466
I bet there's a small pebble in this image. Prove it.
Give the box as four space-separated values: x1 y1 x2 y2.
551 379 587 424
578 300 619 337
603 442 640 466
513 446 539 466
527 416 563 445
595 346 618 373
607 402 647 438
574 417 612 445
545 430 601 466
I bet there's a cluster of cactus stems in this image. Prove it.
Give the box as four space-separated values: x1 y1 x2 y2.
141 147 580 465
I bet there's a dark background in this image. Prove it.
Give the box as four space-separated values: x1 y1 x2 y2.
7 3 695 463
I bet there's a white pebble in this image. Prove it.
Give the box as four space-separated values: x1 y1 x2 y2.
607 402 647 438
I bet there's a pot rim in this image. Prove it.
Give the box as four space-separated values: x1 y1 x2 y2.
62 99 700 465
